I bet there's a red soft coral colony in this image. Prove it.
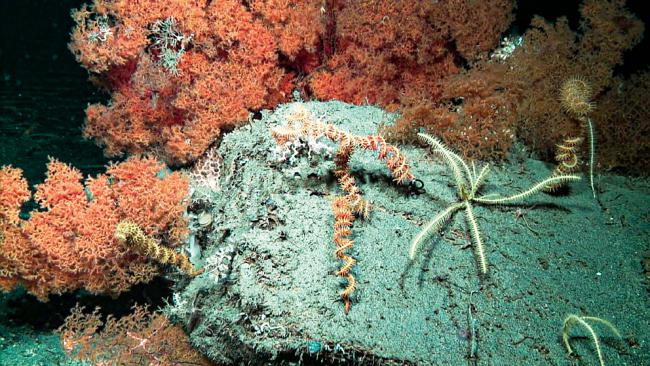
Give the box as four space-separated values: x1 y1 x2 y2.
0 158 189 301
0 166 32 293
68 0 646 170
69 0 518 165
69 0 326 165
309 0 515 109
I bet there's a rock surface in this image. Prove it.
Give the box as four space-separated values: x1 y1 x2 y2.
168 101 650 365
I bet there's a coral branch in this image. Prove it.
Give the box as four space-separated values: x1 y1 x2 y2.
0 157 190 301
272 109 415 184
59 305 213 365
0 166 30 226
332 196 357 314
544 136 583 192
115 221 202 277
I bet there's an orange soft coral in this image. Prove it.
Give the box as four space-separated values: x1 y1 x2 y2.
249 0 325 70
387 0 644 165
310 0 455 107
0 157 190 301
309 0 515 108
505 0 644 160
0 166 34 292
70 0 325 165
71 0 519 165
68 4 147 74
59 305 213 366
0 166 30 225
593 70 650 174
443 0 516 62
381 62 520 161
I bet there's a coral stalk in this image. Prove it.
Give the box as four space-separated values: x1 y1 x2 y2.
544 136 583 192
332 196 357 314
115 221 202 277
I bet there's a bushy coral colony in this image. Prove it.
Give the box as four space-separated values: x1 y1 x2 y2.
65 0 645 172
67 0 519 165
0 158 193 301
0 0 648 364
69 0 326 165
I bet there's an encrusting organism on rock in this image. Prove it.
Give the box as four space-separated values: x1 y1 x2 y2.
562 314 622 366
410 133 580 275
271 107 414 313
